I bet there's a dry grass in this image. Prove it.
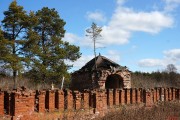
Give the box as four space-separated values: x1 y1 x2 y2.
0 77 52 90
95 101 180 120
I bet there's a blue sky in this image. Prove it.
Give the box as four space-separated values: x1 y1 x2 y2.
0 0 180 73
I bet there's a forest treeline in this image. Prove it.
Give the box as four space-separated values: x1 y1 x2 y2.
132 64 180 88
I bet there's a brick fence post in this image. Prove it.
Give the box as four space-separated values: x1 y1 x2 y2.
156 88 160 102
55 90 64 111
164 88 168 101
45 90 55 112
64 90 74 110
172 88 176 101
168 88 172 101
10 91 35 116
160 88 164 101
175 88 179 100
126 89 131 104
74 91 81 110
95 89 107 116
36 90 46 113
131 88 136 104
82 90 90 110
0 91 4 115
113 89 120 106
136 88 141 104
145 89 153 107
4 91 10 115
120 89 125 105
107 89 113 108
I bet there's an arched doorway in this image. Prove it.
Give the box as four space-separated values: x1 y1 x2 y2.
105 74 124 89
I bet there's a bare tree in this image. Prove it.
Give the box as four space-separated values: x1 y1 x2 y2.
86 22 102 69
165 64 177 73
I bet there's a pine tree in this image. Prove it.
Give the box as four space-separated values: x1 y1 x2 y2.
25 7 81 84
1 1 30 89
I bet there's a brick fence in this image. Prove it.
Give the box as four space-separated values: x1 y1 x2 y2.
0 87 179 119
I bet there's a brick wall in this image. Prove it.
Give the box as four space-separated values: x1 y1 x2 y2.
0 87 179 119
36 90 46 113
0 91 4 115
45 90 55 112
55 90 64 111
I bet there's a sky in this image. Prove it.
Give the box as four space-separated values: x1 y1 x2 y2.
0 0 180 73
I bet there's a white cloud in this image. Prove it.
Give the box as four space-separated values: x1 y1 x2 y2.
97 0 173 46
116 0 126 5
111 8 173 33
164 0 180 12
101 26 130 45
64 0 175 47
138 59 165 67
63 33 81 44
86 11 106 22
138 49 180 72
164 49 180 60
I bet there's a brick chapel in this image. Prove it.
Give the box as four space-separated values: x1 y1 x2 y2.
71 55 131 90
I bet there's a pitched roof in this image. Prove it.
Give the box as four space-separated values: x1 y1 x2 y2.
79 55 121 71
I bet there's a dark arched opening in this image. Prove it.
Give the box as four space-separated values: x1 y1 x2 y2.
105 74 124 89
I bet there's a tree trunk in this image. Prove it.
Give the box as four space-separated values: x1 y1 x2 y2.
13 70 17 89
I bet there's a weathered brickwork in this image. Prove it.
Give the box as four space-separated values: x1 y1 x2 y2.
45 90 55 112
114 89 120 106
0 87 179 119
36 90 46 113
0 91 4 115
55 90 64 111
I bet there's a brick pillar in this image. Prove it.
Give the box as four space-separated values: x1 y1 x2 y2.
156 88 160 101
107 89 113 108
178 89 180 100
95 90 107 115
168 88 172 101
145 90 153 107
136 88 141 103
45 90 55 112
55 90 64 111
126 89 131 104
11 91 35 116
37 91 46 113
113 89 120 106
120 89 125 105
153 88 157 102
65 90 74 110
4 91 10 115
74 91 81 110
82 91 90 109
0 91 4 115
160 88 164 101
175 89 179 100
164 88 168 101
172 88 176 100
131 88 136 104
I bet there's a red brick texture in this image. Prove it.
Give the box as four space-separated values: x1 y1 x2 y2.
55 90 64 111
45 90 55 112
120 89 125 104
82 91 90 109
0 91 4 115
0 87 179 118
10 91 35 116
36 90 46 113
113 89 120 106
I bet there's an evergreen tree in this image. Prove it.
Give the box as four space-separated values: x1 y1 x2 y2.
26 7 81 84
1 1 30 89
